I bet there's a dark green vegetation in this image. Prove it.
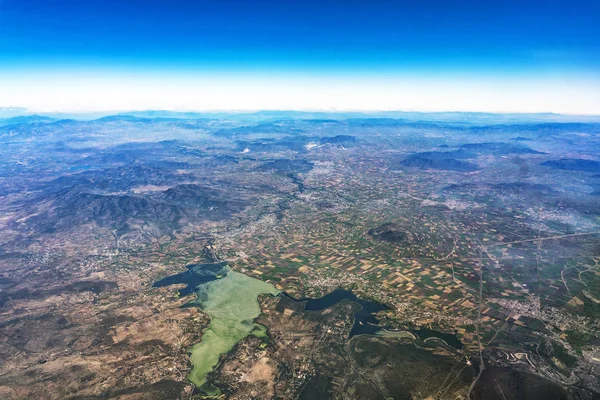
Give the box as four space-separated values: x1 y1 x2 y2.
343 336 475 399
368 223 410 244
459 142 545 155
260 158 314 173
1 111 599 399
401 154 480 171
471 367 568 400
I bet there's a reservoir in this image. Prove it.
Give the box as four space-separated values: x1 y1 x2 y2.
153 262 227 296
153 263 278 394
284 288 389 337
285 288 463 348
156 266 462 394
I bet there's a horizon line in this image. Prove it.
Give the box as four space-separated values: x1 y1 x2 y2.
3 107 600 118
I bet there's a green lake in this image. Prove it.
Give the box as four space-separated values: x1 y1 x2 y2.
184 267 278 393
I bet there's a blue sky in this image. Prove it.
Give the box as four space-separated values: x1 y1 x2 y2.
0 0 599 112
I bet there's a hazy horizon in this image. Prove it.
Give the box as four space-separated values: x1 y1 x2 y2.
3 106 600 119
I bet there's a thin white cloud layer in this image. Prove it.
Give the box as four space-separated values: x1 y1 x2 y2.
0 72 598 114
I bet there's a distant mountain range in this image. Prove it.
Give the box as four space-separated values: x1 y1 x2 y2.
0 114 56 126
2 108 600 125
542 159 600 172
